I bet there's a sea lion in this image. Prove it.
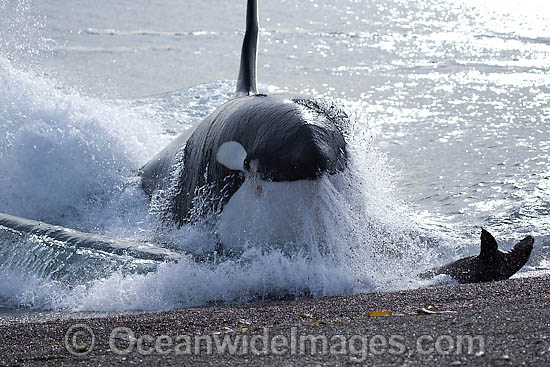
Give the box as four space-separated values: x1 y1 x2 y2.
421 229 534 283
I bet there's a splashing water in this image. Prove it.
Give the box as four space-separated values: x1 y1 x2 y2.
2 0 548 313
0 53 446 312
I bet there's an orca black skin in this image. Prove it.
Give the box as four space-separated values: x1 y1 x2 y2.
421 229 534 284
139 0 348 226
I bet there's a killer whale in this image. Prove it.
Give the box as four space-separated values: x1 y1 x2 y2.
139 0 349 226
0 1 535 285
420 229 534 283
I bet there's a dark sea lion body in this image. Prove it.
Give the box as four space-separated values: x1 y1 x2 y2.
421 229 534 283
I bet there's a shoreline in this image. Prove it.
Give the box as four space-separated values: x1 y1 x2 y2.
1 275 549 366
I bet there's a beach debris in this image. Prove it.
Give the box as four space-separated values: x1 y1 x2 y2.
111 331 134 342
298 312 330 325
212 326 235 335
368 310 392 317
236 319 251 325
475 351 485 357
299 312 320 319
544 290 550 294
417 308 456 315
412 304 457 315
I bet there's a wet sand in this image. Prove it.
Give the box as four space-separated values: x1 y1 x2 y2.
1 275 549 366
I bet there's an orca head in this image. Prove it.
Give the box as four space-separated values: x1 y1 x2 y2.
248 99 348 182
217 96 349 183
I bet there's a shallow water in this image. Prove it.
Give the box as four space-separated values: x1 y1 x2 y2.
0 0 549 315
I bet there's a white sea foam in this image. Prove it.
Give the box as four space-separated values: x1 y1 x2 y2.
0 56 169 235
0 55 446 311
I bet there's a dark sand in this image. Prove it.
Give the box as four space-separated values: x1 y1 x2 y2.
1 275 549 366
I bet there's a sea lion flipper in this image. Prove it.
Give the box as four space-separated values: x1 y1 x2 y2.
480 228 498 261
504 235 535 274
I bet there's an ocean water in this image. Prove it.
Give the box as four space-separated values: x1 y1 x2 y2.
0 0 549 317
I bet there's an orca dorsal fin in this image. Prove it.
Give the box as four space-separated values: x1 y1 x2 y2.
236 0 259 97
479 228 499 260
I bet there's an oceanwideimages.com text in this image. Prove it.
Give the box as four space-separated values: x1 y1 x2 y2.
65 323 485 362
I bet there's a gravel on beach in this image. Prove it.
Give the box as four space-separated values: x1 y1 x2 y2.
1 275 549 366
